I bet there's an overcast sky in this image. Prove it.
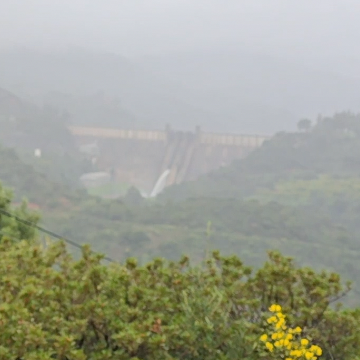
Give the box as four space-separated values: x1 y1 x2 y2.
1 0 360 62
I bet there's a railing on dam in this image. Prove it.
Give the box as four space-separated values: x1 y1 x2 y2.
69 126 166 141
68 126 270 147
200 133 268 147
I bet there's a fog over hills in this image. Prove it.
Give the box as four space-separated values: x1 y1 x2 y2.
2 46 360 134
0 47 228 132
2 1 360 134
136 48 360 133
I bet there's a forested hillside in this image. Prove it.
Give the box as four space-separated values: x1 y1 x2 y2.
0 87 74 152
162 113 360 199
35 113 360 305
2 110 360 306
0 87 93 189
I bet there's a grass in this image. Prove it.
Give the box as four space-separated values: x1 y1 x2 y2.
86 181 131 198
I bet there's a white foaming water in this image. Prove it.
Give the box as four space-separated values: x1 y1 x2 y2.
149 169 170 198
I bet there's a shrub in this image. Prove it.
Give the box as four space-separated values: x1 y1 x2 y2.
0 239 358 359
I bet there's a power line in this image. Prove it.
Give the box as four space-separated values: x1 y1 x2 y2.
0 208 116 263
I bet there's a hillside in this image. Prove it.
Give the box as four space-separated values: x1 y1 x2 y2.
2 108 360 305
0 144 87 209
0 87 38 118
162 112 360 200
43 90 139 128
0 144 358 358
0 86 94 188
41 110 360 305
0 86 74 151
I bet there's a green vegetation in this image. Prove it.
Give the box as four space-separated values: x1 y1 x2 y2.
3 109 360 306
1 99 360 357
86 181 131 198
0 182 40 242
0 232 358 359
1 180 359 358
0 145 87 208
0 87 94 191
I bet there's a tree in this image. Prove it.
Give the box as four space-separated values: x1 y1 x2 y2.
123 186 144 206
297 118 312 132
0 181 40 242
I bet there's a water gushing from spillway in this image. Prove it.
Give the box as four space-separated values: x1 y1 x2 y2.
150 169 171 198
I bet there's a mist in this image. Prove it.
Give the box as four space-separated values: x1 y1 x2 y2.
2 0 360 133
1 0 360 63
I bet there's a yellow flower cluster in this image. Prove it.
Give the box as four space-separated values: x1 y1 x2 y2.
260 304 322 360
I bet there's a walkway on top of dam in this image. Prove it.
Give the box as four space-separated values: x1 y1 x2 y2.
68 125 270 147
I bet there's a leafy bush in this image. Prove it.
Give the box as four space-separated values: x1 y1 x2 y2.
0 182 40 242
0 235 358 359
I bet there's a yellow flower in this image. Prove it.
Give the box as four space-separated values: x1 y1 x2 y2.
267 316 277 324
261 306 322 360
265 342 274 352
301 338 309 346
269 304 277 312
290 349 302 358
311 346 322 356
269 304 282 312
275 318 285 329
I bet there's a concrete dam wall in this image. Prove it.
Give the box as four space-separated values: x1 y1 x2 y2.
69 125 269 195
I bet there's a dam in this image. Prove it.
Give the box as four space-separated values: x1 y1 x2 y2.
69 125 270 195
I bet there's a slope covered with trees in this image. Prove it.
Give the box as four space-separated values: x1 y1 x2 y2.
2 110 360 306
0 145 87 209
0 86 93 190
162 112 360 200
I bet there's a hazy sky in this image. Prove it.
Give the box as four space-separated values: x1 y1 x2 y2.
1 0 360 61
